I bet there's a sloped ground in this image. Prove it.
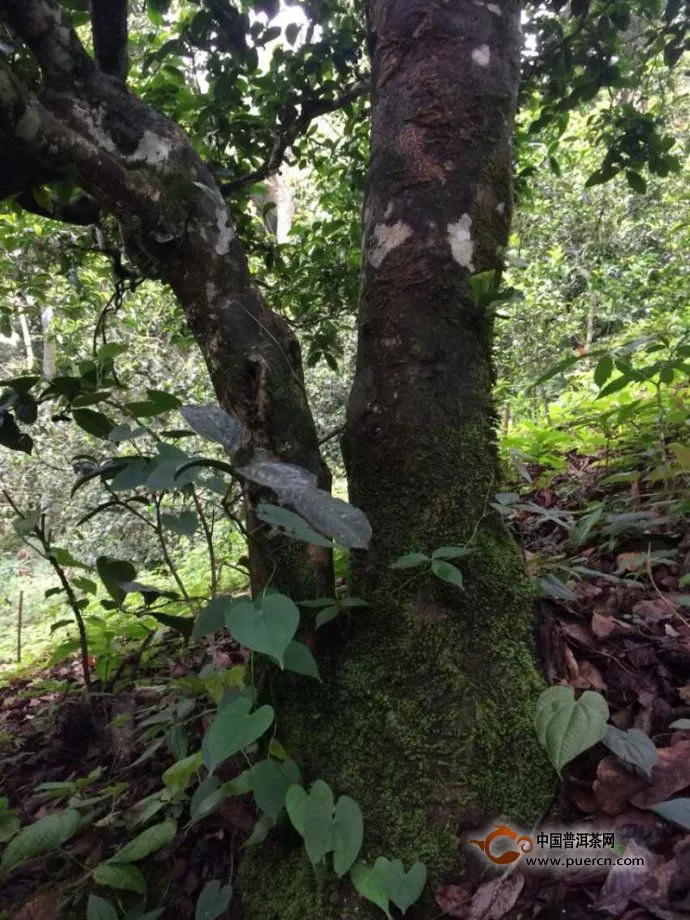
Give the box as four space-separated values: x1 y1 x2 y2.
1 452 689 920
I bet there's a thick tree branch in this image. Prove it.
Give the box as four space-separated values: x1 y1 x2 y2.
16 191 101 225
0 0 93 82
90 0 129 82
220 79 368 194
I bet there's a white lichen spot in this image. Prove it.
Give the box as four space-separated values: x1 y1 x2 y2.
383 202 394 220
15 106 41 143
447 214 475 271
487 3 503 14
206 282 218 304
132 130 172 167
495 202 506 215
368 221 413 268
472 45 491 67
214 208 235 255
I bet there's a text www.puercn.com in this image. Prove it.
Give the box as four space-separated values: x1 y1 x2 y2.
524 855 645 869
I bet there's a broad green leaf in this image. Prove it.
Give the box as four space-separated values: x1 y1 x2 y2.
226 594 299 666
110 459 151 492
0 808 81 872
0 813 20 843
195 879 233 920
190 776 220 821
288 488 372 550
87 894 119 920
431 559 464 588
385 859 427 913
257 503 334 548
331 796 364 876
96 556 137 605
93 862 147 894
351 861 392 919
161 511 199 537
603 726 657 778
650 798 690 830
179 405 242 455
431 546 472 561
594 354 614 388
250 759 300 820
243 813 275 848
285 784 309 837
281 641 321 681
390 553 429 569
315 607 339 629
670 719 690 729
202 697 274 772
192 596 233 640
162 752 203 796
237 459 316 492
535 686 609 774
73 409 114 439
108 819 177 863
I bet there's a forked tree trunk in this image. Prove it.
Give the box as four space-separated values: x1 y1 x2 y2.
241 2 550 917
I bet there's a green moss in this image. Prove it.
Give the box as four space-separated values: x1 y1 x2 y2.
241 412 552 918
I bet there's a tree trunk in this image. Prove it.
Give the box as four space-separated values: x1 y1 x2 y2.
0 0 331 600
241 2 550 917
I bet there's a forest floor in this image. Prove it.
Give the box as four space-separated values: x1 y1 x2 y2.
1 452 689 920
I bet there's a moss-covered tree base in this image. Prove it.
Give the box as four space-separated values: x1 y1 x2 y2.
239 531 552 920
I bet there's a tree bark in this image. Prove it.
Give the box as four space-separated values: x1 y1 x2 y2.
0 0 331 599
241 2 551 917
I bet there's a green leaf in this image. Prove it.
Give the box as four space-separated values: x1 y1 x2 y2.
226 594 299 666
351 860 392 919
108 820 177 863
603 726 657 779
250 758 300 820
285 784 309 837
195 880 233 920
73 409 115 439
0 809 81 872
385 859 427 913
243 813 275 848
390 552 429 569
430 559 464 588
670 719 690 729
256 503 335 548
535 686 609 774
594 354 614 388
0 813 20 843
0 410 33 454
431 546 472 561
650 798 690 830
110 459 151 492
93 862 147 895
161 511 199 537
625 171 647 194
147 389 182 410
96 556 137 605
203 697 274 772
162 752 203 796
281 641 321 681
179 404 242 455
315 606 339 629
331 796 364 876
193 596 233 639
87 894 119 920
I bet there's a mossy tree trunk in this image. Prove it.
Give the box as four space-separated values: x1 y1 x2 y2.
242 0 550 917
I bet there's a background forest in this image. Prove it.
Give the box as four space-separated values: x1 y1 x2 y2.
0 1 689 919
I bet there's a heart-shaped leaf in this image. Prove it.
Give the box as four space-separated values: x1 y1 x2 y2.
162 752 203 796
226 593 299 666
603 726 657 778
250 758 300 820
195 879 233 920
535 686 609 774
281 641 321 681
385 858 427 913
351 860 392 919
193 596 233 640
203 697 274 772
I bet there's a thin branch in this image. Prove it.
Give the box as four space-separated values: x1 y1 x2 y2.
220 79 369 195
89 0 129 82
1 0 94 81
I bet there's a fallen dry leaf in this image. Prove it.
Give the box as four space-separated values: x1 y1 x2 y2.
594 756 646 815
435 883 473 918
631 742 690 808
597 841 654 914
467 874 525 920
